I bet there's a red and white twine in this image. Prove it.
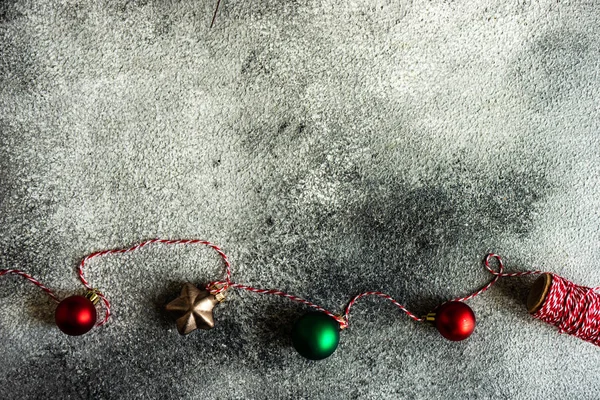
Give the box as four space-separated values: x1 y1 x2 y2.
443 253 544 305
2 240 600 346
0 269 60 304
77 238 232 326
532 274 600 346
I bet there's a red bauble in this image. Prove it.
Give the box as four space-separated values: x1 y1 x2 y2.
435 301 476 341
55 295 97 336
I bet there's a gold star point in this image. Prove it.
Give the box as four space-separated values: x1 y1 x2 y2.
166 283 220 335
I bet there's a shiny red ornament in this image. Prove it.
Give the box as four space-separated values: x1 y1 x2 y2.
434 301 476 341
55 295 97 336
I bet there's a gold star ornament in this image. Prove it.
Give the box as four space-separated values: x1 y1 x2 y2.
165 283 225 335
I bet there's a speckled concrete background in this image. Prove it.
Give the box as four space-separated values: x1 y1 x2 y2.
1 0 599 398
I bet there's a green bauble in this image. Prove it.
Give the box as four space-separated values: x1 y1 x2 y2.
291 312 340 360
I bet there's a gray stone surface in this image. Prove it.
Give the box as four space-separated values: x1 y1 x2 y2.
1 0 599 398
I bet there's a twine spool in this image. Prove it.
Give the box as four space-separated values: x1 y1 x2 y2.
527 273 600 346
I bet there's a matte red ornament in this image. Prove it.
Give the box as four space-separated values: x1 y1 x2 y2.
55 295 97 336
434 301 476 341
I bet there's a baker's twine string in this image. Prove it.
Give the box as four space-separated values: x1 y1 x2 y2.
0 269 60 304
77 238 427 328
451 253 543 302
3 240 600 342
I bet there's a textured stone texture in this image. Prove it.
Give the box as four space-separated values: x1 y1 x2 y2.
1 0 599 398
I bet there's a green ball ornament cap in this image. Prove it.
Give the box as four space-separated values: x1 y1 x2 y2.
291 312 341 360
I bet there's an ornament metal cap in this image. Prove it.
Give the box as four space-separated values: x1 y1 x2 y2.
209 283 227 303
334 315 347 330
214 291 226 303
423 312 436 324
85 289 101 306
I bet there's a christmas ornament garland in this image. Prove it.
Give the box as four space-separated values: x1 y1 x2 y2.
1 238 600 359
